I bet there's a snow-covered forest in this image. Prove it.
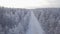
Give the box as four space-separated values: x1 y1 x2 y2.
0 7 60 34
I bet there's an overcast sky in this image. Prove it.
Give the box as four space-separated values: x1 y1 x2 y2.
0 0 60 8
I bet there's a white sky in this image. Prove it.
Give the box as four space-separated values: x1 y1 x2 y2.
0 0 60 8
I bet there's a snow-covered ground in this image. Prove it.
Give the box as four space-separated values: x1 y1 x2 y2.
26 11 45 34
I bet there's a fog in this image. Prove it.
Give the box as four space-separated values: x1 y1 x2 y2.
0 0 60 9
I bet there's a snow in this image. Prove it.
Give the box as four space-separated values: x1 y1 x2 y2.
26 11 45 34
